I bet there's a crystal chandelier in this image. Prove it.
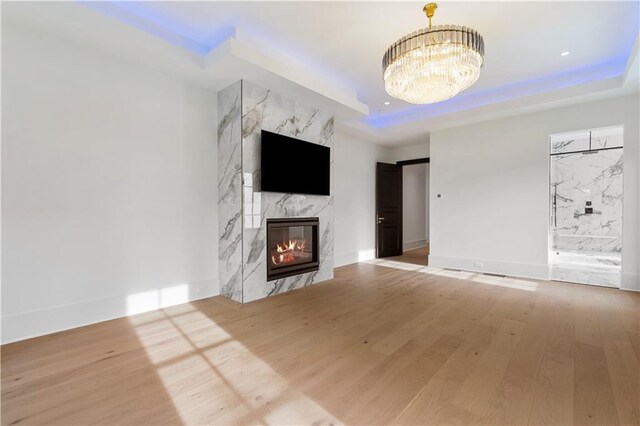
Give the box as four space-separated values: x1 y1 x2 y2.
383 3 485 104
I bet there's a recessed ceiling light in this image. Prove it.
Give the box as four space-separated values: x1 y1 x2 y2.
384 101 390 105
561 51 570 57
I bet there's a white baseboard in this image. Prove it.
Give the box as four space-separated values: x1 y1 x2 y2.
334 252 359 267
428 254 549 281
403 239 428 252
334 250 376 268
7 262 633 345
1 278 218 344
621 273 640 291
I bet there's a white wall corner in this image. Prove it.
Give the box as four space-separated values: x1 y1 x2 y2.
622 34 639 84
621 273 640 292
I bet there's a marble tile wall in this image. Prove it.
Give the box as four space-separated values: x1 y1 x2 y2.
218 81 334 303
550 129 624 154
550 148 623 254
217 82 243 302
549 127 623 287
550 132 590 154
549 252 621 287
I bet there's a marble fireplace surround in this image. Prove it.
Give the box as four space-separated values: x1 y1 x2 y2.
218 80 334 303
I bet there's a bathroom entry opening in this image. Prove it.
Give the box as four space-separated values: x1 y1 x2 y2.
548 125 623 288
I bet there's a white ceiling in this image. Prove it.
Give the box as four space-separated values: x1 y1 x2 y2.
3 1 639 146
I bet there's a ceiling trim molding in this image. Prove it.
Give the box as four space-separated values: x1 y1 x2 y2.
4 1 637 147
364 57 628 129
623 34 639 84
202 29 369 115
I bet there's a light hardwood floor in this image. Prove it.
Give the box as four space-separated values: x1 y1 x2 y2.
2 252 639 425
388 245 429 266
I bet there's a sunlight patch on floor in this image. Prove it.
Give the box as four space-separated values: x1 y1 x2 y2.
424 267 538 291
421 267 475 279
128 302 342 424
364 258 426 271
470 274 539 292
362 261 539 292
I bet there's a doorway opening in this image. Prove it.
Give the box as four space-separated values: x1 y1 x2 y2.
375 158 430 267
548 126 623 288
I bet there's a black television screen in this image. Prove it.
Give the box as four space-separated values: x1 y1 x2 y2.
261 130 330 196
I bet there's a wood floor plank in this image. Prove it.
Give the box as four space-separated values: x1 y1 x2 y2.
482 293 553 425
2 249 638 426
529 352 575 425
451 318 526 418
603 336 640 425
340 335 462 424
573 286 604 348
393 322 499 425
573 341 621 425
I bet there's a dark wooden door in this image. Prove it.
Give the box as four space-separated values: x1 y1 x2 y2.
376 162 402 258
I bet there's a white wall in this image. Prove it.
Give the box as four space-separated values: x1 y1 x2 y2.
429 94 640 290
387 140 430 163
425 164 430 243
402 163 427 250
387 141 431 250
334 133 388 266
1 22 219 343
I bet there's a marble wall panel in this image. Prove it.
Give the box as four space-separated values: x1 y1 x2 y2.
218 81 334 303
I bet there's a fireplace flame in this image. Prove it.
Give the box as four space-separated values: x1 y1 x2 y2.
271 239 307 266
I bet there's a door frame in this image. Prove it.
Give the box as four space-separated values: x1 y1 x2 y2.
396 157 430 167
375 157 431 259
376 162 403 258
397 157 430 257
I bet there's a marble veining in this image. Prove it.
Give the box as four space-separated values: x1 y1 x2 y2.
549 128 623 287
550 136 589 154
550 130 623 154
218 82 243 302
550 148 623 253
549 252 621 287
218 80 334 303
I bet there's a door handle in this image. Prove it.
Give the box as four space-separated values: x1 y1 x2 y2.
378 216 385 224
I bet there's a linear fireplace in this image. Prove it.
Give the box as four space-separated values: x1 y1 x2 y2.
266 218 319 281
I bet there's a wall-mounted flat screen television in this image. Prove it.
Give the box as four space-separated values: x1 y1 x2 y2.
261 130 330 196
